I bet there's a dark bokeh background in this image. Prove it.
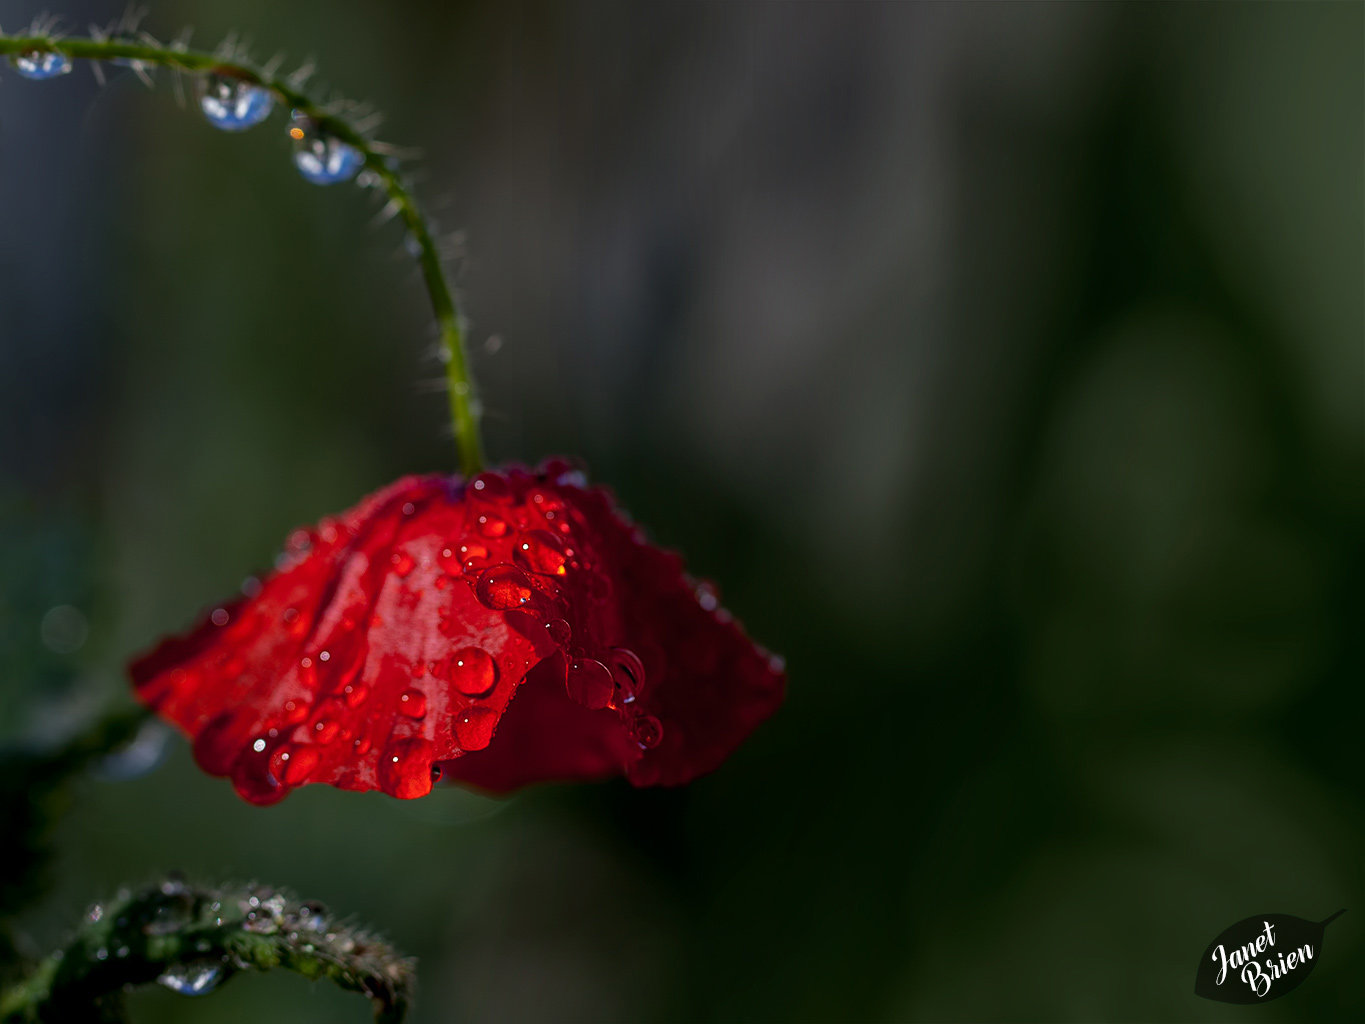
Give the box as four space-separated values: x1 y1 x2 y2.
2 1 1361 1021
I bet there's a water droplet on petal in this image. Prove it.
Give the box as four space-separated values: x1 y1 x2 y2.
514 530 568 575
389 550 416 577
291 116 363 185
379 737 435 798
210 607 230 627
10 49 72 80
629 714 664 750
198 73 275 130
607 647 647 706
475 566 533 611
311 718 339 744
271 743 319 786
544 618 572 647
158 962 226 996
454 706 496 750
398 689 427 718
476 512 508 538
566 659 614 710
342 682 368 708
443 646 496 697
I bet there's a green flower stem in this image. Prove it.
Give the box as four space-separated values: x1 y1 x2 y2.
0 32 485 476
0 877 413 1023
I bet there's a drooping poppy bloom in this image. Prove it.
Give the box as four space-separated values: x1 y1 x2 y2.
130 460 786 804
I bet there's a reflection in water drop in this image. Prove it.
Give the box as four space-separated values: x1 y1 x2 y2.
10 50 72 80
157 961 227 996
199 74 275 131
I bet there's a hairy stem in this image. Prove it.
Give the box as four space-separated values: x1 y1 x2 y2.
0 31 485 475
0 876 413 1022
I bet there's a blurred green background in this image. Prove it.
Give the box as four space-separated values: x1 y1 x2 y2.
1 1 1361 1021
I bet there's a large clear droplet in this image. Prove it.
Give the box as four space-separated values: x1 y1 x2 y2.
157 961 226 996
199 73 275 131
10 50 72 80
290 115 363 185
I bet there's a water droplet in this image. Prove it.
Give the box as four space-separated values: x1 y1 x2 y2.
296 901 327 932
390 550 416 577
607 647 647 707
454 706 496 750
95 947 109 962
544 618 572 647
696 583 720 611
283 606 300 625
312 718 339 744
566 659 614 710
352 735 372 754
271 743 319 786
231 737 287 805
514 530 568 576
10 49 72 80
476 512 508 538
475 566 534 611
342 682 368 708
401 501 416 516
291 116 364 185
447 646 497 697
198 73 274 131
243 908 279 934
398 689 427 718
378 737 435 798
469 471 510 501
210 607 230 627
158 962 226 996
629 714 664 749
318 649 331 663
251 737 266 753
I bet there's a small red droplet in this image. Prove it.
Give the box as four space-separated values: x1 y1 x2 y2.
454 706 496 750
514 529 568 576
378 737 435 798
475 566 533 611
629 714 664 749
398 689 427 718
390 550 416 577
447 646 497 697
476 513 508 538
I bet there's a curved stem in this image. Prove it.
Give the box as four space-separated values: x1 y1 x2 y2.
0 876 413 1022
0 32 485 476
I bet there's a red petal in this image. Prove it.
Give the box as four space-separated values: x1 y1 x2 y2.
130 463 786 803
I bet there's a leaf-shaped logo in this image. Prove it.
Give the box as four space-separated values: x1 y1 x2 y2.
1194 910 1345 1003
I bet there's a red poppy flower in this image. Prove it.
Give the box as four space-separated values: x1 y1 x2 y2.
129 460 786 804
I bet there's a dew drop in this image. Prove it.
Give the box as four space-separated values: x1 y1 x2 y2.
544 618 572 647
390 549 416 577
210 607 230 627
566 658 614 710
158 962 226 996
398 689 427 718
10 49 72 80
447 646 497 697
454 705 496 750
401 501 416 516
296 901 327 932
476 512 508 538
629 714 664 750
198 73 275 131
475 566 534 611
281 699 307 724
696 583 720 611
514 530 568 576
290 115 364 185
342 682 368 708
312 718 339 744
378 737 436 798
271 744 319 786
607 647 647 706
352 735 372 755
